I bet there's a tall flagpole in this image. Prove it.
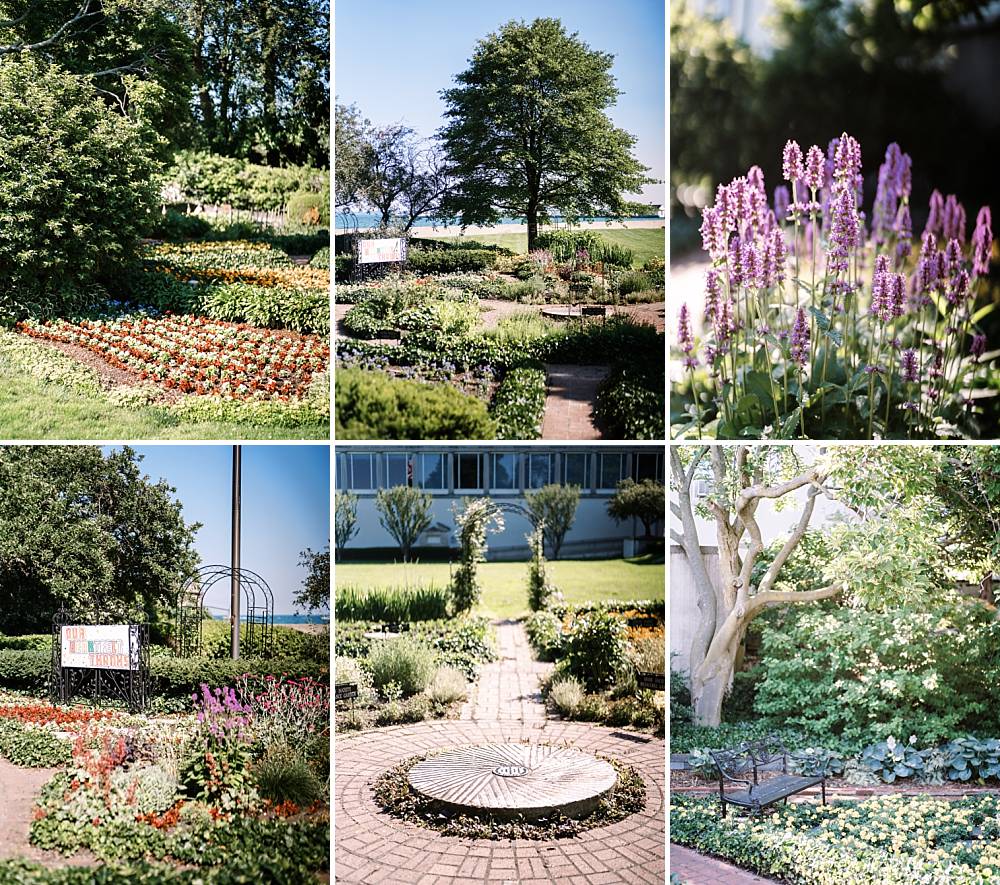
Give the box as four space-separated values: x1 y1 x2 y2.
231 445 242 660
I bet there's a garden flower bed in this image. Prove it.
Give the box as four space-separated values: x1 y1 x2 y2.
335 233 665 440
671 793 1000 883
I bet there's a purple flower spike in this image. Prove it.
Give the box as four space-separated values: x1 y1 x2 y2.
871 255 891 322
783 140 804 183
700 205 727 260
890 273 906 318
894 204 912 263
790 307 810 366
774 185 790 222
943 194 967 243
901 348 918 382
971 334 987 361
925 190 944 238
804 146 825 191
972 205 993 277
833 133 862 185
678 303 697 368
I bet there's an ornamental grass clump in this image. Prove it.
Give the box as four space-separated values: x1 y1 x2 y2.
674 132 996 439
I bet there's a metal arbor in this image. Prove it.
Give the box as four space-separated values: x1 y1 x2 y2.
175 565 275 658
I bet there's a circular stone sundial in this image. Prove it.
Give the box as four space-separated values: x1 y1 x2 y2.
407 744 617 820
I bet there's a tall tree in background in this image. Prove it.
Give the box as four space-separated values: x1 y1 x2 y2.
295 544 330 612
0 446 199 633
335 102 368 210
438 17 650 251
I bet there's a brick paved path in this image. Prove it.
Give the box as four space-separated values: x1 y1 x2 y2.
541 365 609 440
461 620 552 722
336 621 665 884
670 845 778 884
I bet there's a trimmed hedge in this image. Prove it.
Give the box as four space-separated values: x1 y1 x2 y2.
0 635 50 651
0 650 49 691
335 367 495 440
491 366 547 440
406 249 496 274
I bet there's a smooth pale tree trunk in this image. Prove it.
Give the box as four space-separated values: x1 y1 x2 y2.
670 446 844 727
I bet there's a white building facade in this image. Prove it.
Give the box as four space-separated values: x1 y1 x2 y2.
336 445 665 560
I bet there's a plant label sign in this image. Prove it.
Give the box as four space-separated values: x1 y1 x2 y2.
358 237 406 264
60 625 137 670
335 682 359 701
636 671 665 692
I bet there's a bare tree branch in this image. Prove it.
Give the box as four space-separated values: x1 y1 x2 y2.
0 2 101 57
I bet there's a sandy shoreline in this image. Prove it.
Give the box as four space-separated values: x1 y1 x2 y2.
335 219 665 236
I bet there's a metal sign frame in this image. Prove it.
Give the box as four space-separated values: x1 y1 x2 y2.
50 607 150 712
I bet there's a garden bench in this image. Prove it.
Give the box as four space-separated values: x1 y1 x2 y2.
709 736 825 817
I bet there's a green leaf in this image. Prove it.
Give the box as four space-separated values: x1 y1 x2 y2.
808 305 832 332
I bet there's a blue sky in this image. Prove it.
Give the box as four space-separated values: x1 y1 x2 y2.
107 445 330 615
335 0 665 204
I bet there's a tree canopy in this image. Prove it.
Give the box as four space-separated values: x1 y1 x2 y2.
0 446 199 633
438 17 650 251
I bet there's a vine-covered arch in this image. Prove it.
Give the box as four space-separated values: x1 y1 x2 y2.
175 565 274 658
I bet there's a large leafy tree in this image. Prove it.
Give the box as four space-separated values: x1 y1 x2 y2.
295 544 330 612
438 17 650 251
524 484 580 560
0 446 199 633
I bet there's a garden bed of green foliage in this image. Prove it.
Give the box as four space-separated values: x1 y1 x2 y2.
335 231 664 440
671 793 1000 884
373 751 645 841
334 617 496 731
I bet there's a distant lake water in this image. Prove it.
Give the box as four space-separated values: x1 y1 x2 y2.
336 213 663 230
210 613 328 624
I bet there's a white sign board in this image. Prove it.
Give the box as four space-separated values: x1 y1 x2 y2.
60 625 136 670
358 237 406 264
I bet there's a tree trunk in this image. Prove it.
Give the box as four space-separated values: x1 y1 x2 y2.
692 667 731 726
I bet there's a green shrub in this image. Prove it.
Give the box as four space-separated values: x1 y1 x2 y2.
525 611 564 662
563 610 631 692
754 602 1000 746
526 525 557 611
0 634 50 651
333 656 376 706
335 254 354 282
0 56 158 321
309 247 330 269
617 270 653 296
147 210 213 241
150 656 327 699
366 638 437 697
944 736 1000 781
0 650 49 691
491 366 547 440
335 367 495 439
286 191 330 228
334 585 450 622
252 743 325 805
669 668 693 728
406 249 496 274
195 283 329 335
595 363 665 440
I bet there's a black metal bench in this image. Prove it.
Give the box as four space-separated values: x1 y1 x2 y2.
708 735 825 817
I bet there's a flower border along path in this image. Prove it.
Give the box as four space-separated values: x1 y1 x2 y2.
671 844 779 885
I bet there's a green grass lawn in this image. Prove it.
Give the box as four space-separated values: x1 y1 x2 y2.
0 362 328 440
421 228 665 268
335 556 665 620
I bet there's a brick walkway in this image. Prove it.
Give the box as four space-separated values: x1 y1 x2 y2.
541 365 609 440
336 621 665 884
461 620 552 722
670 845 777 884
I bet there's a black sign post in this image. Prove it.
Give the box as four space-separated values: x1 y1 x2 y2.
335 682 359 721
636 671 665 692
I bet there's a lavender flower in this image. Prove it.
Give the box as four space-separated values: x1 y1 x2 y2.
790 307 810 366
704 268 722 321
901 348 918 382
826 185 859 280
943 194 967 243
870 254 891 322
948 269 971 306
924 190 944 237
916 232 940 293
890 272 906 318
774 185 790 222
894 203 912 263
763 227 787 288
700 205 727 260
804 145 825 191
715 298 737 343
783 140 804 184
944 238 963 278
972 205 993 277
971 333 987 361
833 133 862 186
678 303 697 369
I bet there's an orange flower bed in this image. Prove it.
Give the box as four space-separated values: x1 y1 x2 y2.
0 703 115 727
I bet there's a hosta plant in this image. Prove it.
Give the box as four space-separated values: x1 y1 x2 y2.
673 132 996 439
944 736 1000 782
790 746 844 778
860 735 925 782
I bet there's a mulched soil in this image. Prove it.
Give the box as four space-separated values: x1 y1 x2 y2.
373 752 646 841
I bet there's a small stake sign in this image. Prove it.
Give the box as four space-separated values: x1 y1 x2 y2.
335 682 359 702
636 671 665 692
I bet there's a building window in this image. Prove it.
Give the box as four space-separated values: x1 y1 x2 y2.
527 453 554 489
491 452 518 491
598 453 626 490
454 453 483 491
338 453 375 491
633 452 663 483
384 453 409 488
415 453 446 490
562 452 590 489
